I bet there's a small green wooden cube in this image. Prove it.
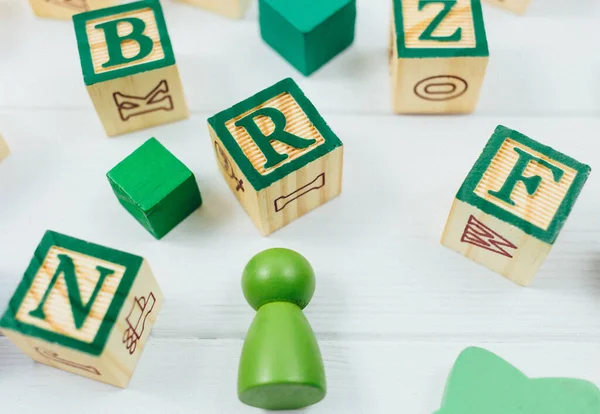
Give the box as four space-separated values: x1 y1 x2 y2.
107 138 202 239
259 0 356 76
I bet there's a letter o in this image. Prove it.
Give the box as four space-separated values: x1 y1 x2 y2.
414 75 468 101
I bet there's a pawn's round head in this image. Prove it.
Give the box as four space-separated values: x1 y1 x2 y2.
242 248 315 310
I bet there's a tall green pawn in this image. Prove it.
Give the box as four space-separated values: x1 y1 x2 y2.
238 248 326 410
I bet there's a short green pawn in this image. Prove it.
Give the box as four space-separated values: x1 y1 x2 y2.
238 248 326 410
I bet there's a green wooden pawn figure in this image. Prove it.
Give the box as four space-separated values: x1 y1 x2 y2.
238 248 326 410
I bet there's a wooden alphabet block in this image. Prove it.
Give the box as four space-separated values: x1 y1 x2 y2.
28 0 117 20
441 125 591 286
483 0 530 14
259 0 356 76
73 0 189 136
437 347 600 413
107 137 202 239
390 0 489 114
175 0 253 19
0 134 9 163
0 231 163 388
208 78 344 236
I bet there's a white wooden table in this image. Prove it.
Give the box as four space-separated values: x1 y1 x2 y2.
1 0 600 412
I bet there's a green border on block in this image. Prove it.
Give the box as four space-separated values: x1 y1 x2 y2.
208 78 343 191
457 125 591 244
73 0 175 86
0 231 143 356
393 0 489 58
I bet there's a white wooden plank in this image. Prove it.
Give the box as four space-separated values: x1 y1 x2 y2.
1 337 599 413
0 0 599 115
0 110 598 341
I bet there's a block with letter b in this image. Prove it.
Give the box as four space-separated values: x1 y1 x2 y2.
73 0 189 136
390 0 489 114
441 126 591 286
29 0 117 20
0 231 163 387
208 78 344 236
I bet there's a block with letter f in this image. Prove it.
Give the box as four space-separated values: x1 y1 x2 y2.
441 126 591 286
208 78 344 236
73 0 188 136
390 0 489 114
0 231 163 387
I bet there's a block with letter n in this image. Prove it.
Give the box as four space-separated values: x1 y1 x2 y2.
0 231 163 387
441 126 591 286
390 0 489 114
208 78 344 236
28 0 117 20
73 0 188 136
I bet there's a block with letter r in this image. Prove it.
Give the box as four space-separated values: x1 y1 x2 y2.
390 0 489 114
441 126 591 286
208 78 344 236
0 231 163 387
73 0 188 136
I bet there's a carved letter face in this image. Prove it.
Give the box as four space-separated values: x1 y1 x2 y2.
457 126 591 244
113 80 174 121
0 231 144 355
74 1 175 85
209 78 343 192
16 247 125 343
401 0 476 50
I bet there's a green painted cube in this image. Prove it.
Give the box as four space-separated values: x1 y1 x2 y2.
259 0 356 76
107 138 202 239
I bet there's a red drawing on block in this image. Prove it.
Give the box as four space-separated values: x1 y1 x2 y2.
123 292 156 355
35 347 101 375
461 215 517 258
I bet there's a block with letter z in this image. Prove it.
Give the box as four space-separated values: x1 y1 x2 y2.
390 0 489 114
441 126 591 286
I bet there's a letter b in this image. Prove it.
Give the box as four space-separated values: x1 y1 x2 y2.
96 17 154 69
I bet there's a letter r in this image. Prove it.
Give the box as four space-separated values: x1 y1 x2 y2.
234 107 316 169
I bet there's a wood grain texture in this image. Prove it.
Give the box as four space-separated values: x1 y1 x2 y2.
390 0 488 114
0 236 163 388
442 198 551 285
28 0 117 20
86 63 189 137
1 0 600 412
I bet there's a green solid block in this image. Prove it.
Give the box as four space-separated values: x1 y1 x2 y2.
238 248 326 410
437 347 600 414
259 0 356 76
107 138 202 239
